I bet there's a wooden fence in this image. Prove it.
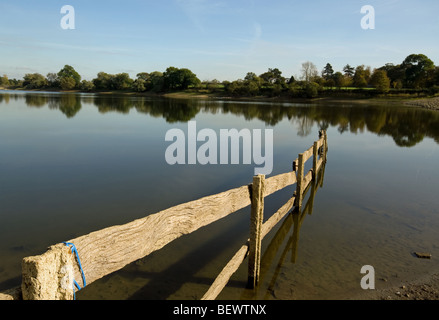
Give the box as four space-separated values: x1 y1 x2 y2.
0 131 327 300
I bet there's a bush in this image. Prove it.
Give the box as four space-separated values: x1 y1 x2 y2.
80 80 95 92
305 82 320 98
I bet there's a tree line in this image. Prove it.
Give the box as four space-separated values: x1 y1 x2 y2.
1 66 201 93
1 53 438 98
221 54 439 98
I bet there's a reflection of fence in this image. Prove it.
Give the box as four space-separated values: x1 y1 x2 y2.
1 131 327 300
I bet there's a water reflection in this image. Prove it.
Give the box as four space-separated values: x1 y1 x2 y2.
1 92 439 147
49 94 82 118
239 162 326 300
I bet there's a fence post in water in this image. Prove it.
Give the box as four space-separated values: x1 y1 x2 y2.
248 174 265 289
322 130 328 163
312 141 318 180
294 153 305 209
21 244 75 300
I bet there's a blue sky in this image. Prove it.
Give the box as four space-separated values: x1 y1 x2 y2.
1 0 438 81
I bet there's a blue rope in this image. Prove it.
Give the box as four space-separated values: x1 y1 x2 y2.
63 242 86 300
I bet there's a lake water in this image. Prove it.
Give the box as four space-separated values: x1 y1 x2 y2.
1 91 439 300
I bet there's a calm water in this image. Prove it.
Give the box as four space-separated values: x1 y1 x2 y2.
1 91 439 300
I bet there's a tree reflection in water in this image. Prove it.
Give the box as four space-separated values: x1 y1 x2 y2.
4 92 439 148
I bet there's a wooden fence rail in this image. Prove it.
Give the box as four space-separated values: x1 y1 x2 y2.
0 131 327 300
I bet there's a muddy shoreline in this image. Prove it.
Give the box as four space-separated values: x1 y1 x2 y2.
346 272 439 300
404 97 439 111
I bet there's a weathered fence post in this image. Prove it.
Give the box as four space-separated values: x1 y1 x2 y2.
294 153 305 209
21 244 75 300
320 130 328 163
312 141 318 180
248 174 265 289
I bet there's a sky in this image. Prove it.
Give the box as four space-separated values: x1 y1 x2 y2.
1 0 439 82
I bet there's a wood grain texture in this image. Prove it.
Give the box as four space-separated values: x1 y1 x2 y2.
21 244 74 300
248 175 265 289
66 184 252 287
302 145 314 163
264 172 296 197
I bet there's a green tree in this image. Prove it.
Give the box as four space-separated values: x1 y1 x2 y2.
244 72 259 82
1 74 7 85
0 74 8 86
179 68 201 89
353 65 371 88
149 71 164 92
322 63 334 80
378 63 405 89
163 67 183 90
163 67 200 90
46 73 59 87
136 72 150 82
93 72 112 90
343 64 355 78
80 80 95 92
333 72 345 89
59 76 76 90
112 73 133 90
132 78 146 92
370 69 391 93
57 65 81 88
402 54 435 88
23 73 48 89
288 75 296 84
244 72 263 93
259 68 285 85
304 82 320 98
